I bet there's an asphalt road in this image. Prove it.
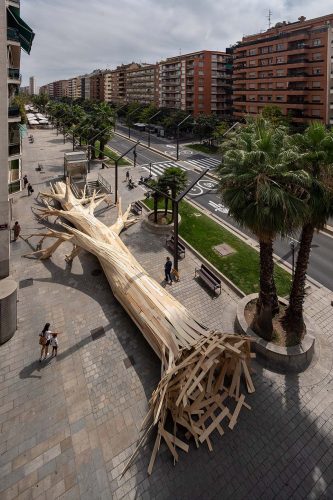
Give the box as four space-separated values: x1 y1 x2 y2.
109 134 333 291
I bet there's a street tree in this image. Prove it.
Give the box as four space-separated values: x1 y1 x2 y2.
217 117 310 340
160 167 188 221
283 122 333 337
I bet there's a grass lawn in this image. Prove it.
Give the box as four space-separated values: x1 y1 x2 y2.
94 141 130 166
143 198 291 297
186 143 219 154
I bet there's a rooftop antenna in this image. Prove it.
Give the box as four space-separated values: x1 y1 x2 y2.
267 9 272 28
179 48 182 56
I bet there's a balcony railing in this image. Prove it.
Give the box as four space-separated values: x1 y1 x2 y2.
9 144 20 156
8 68 21 80
7 27 19 42
8 105 20 118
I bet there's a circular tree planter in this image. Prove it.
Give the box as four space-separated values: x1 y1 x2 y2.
236 293 315 372
143 210 181 234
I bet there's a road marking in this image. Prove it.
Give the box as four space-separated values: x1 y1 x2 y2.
208 200 228 214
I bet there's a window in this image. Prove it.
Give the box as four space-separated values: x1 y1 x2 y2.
268 46 274 53
249 95 256 101
260 46 268 54
312 81 321 88
198 61 204 67
276 82 285 89
276 69 285 76
198 86 204 92
258 95 265 101
249 72 256 78
311 109 321 117
267 96 273 101
276 96 284 101
249 106 256 113
313 53 322 60
313 68 321 75
198 71 204 75
276 57 284 64
276 43 285 51
313 39 321 46
249 60 256 66
312 96 321 102
248 84 256 89
249 48 257 55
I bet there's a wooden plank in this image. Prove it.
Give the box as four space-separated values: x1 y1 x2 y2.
228 394 245 430
241 360 255 393
199 407 229 443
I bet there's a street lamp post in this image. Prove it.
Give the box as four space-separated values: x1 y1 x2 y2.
176 114 192 161
141 168 208 272
114 141 140 204
147 110 162 148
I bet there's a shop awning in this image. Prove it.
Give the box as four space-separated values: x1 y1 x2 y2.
7 6 35 54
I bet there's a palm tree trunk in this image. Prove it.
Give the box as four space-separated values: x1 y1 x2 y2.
283 222 314 337
99 140 105 159
164 196 169 217
154 195 158 224
253 240 274 340
271 276 279 315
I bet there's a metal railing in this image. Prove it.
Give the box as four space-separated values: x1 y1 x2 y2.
7 27 19 42
8 68 21 80
8 105 20 118
98 173 111 193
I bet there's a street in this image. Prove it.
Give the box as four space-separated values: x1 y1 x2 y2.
109 133 333 291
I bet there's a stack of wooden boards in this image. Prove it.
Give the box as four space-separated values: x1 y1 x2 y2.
123 332 255 475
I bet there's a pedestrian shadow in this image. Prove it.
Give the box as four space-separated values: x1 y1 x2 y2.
19 335 93 380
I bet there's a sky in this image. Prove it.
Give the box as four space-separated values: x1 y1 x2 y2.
20 0 333 87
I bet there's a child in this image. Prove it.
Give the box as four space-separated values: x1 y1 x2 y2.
50 333 58 357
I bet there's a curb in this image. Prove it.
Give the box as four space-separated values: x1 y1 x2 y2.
138 200 244 298
322 224 333 237
236 294 315 373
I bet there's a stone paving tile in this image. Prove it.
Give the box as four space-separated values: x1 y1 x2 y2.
0 128 333 499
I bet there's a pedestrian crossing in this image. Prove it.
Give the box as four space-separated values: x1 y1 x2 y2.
140 161 190 178
140 156 220 178
185 156 221 170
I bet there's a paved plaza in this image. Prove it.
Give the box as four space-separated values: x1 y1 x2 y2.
0 129 333 499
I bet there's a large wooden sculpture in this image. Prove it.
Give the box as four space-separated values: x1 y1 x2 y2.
26 180 255 474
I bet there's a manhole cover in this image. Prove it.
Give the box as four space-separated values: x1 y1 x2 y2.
214 243 235 257
123 355 136 369
19 278 34 289
90 326 106 340
91 269 102 276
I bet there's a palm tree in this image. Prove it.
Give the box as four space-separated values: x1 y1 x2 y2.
217 118 309 340
160 167 187 221
283 122 333 337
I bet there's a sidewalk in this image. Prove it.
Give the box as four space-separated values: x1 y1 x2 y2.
0 128 333 499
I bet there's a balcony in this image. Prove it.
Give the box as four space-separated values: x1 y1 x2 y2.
8 67 21 81
8 105 20 119
7 27 19 43
9 143 20 156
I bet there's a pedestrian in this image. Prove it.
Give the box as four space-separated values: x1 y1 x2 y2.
27 183 34 196
39 323 52 361
12 221 21 242
164 256 173 284
50 333 58 357
23 174 28 188
125 170 130 182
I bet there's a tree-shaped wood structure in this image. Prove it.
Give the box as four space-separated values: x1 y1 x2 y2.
25 180 255 474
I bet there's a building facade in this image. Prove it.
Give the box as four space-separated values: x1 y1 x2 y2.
110 63 140 104
158 50 232 116
126 64 158 105
232 14 333 125
1 0 34 278
29 75 36 95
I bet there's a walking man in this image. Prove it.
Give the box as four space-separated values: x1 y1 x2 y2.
12 221 21 242
164 256 173 284
125 170 130 183
23 174 28 188
27 183 34 196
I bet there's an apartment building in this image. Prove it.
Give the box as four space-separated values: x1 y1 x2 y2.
90 70 107 101
67 76 81 100
104 71 112 103
158 50 232 116
126 64 158 105
29 75 36 95
233 14 333 125
110 63 140 104
0 0 34 278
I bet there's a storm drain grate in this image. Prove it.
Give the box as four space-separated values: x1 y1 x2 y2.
90 326 106 341
91 269 102 277
19 278 34 289
123 355 136 369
